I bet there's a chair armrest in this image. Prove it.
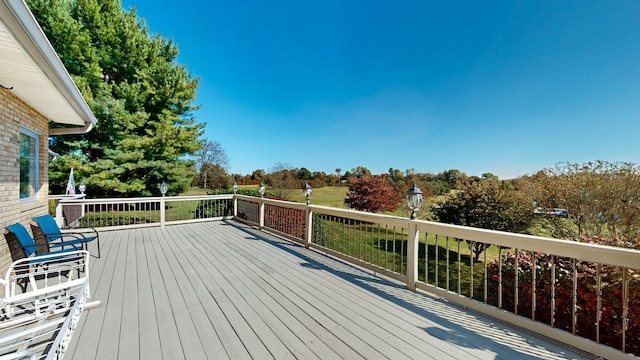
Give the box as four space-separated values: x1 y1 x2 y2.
48 242 80 251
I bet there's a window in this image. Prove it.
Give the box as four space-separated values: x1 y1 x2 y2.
19 128 39 201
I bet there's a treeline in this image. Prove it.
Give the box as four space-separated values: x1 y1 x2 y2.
227 161 640 243
231 165 467 197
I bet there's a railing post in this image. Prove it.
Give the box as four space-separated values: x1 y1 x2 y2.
233 195 238 218
304 207 312 248
160 196 166 228
407 220 419 291
55 200 64 227
259 198 265 229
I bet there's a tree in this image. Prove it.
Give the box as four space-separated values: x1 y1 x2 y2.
297 167 312 181
266 162 299 199
350 166 372 178
344 175 401 213
434 177 535 260
440 169 465 189
388 168 404 183
251 169 265 183
204 164 230 190
522 161 640 239
195 140 228 190
28 0 203 196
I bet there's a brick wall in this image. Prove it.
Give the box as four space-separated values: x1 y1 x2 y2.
0 89 50 273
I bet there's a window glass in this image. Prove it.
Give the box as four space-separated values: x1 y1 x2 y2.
19 130 38 200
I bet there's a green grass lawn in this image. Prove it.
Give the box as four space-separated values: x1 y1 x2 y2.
289 186 349 208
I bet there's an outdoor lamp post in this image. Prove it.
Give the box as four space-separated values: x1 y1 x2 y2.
303 183 312 205
160 181 168 197
259 183 266 198
233 182 238 194
406 182 423 220
78 182 86 195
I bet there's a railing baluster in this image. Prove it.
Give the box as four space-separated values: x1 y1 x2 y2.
622 267 628 353
434 234 439 288
483 245 487 304
572 258 578 335
498 246 503 309
377 225 381 269
551 255 556 328
384 225 389 271
392 226 397 274
470 240 474 299
401 227 405 275
532 252 536 321
515 248 519 315
425 232 429 285
596 263 602 344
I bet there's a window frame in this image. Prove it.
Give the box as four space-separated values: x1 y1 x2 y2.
19 127 40 203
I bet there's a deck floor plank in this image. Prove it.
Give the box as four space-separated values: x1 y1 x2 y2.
136 227 163 360
68 227 122 359
69 221 593 360
95 226 131 360
117 228 141 359
161 224 232 359
135 226 183 360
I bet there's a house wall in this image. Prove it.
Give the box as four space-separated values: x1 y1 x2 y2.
0 89 50 272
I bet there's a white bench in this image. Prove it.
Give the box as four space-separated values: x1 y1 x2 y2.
0 250 99 359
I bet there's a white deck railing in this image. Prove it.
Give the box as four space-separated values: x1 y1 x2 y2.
55 195 234 230
57 194 640 359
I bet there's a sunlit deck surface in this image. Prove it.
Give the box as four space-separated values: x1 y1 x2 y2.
67 221 593 359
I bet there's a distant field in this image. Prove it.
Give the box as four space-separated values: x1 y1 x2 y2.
237 184 349 208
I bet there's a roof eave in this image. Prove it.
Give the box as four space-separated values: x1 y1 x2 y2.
0 0 97 133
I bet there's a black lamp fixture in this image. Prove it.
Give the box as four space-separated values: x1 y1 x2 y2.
303 183 312 205
160 181 168 196
406 182 423 220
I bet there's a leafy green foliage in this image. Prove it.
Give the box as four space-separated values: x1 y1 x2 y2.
434 177 535 259
29 0 203 196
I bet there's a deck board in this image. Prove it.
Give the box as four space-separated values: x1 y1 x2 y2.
67 221 593 360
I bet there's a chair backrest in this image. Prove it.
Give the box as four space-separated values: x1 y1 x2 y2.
32 215 62 242
6 223 37 257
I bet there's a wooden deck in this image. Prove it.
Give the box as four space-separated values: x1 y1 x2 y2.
67 221 592 359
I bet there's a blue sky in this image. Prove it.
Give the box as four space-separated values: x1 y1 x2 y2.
122 0 640 179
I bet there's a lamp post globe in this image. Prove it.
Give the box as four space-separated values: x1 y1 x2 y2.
160 181 168 197
78 182 86 195
406 182 423 220
233 182 238 194
259 183 266 198
303 183 312 205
